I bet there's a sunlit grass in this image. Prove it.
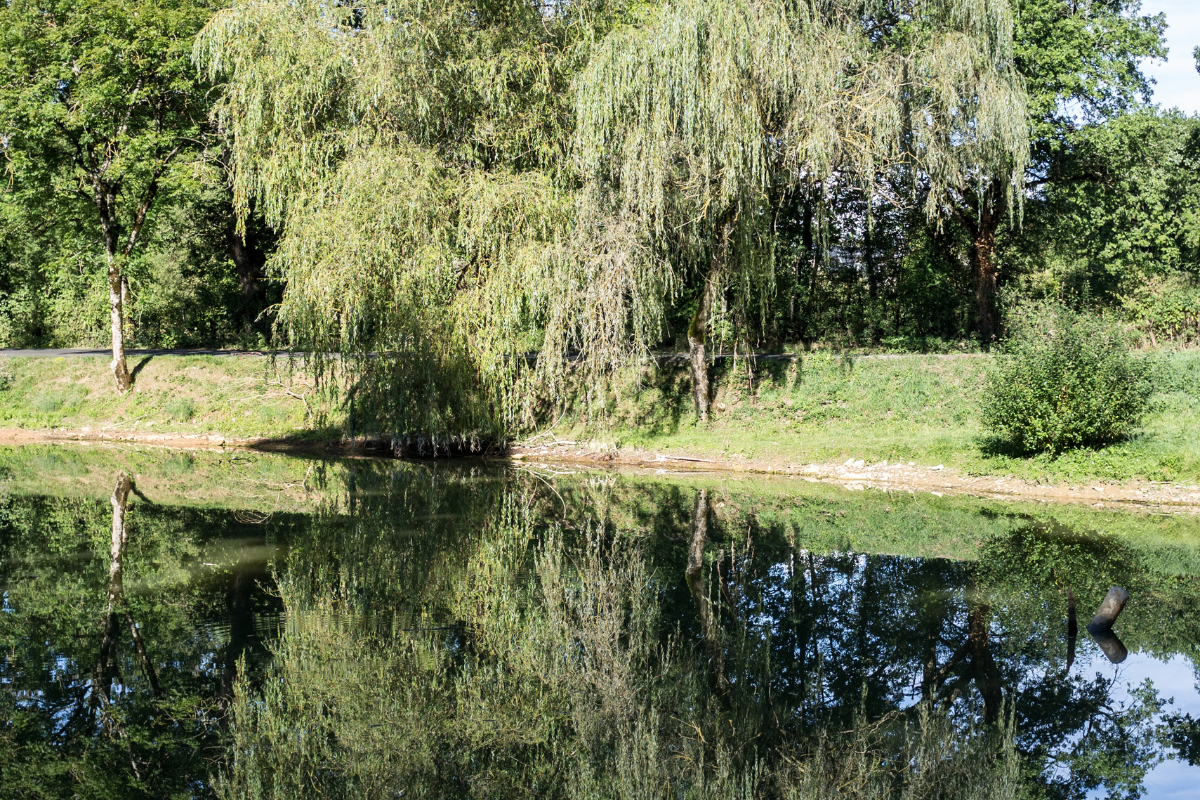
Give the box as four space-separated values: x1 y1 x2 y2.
594 350 1200 485
0 355 344 440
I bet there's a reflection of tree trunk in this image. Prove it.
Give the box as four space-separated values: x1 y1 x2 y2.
1066 589 1077 673
125 610 160 698
217 560 255 712
921 599 1002 720
968 604 1002 724
95 474 133 705
686 490 729 691
95 474 161 707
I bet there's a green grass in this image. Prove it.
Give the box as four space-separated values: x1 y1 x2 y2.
2 349 1199 487
581 349 1200 485
0 355 345 440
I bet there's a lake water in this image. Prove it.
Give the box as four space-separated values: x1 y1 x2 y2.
2 444 1199 799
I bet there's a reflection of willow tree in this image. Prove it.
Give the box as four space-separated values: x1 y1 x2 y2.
215 472 1020 799
0 484 288 798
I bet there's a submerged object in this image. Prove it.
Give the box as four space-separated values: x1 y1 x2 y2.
1087 586 1129 634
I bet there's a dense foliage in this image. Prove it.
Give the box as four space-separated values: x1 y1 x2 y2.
0 0 278 357
982 305 1154 453
1 0 1197 438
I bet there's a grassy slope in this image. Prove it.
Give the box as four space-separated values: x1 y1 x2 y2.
0 355 344 440
590 349 1200 485
2 349 1199 486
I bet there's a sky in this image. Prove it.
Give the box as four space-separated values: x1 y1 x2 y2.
1139 0 1200 115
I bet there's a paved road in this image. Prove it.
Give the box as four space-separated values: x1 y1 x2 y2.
0 348 269 358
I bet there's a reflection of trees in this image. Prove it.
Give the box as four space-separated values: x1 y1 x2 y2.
693 513 1199 800
613 491 1198 800
0 482 287 798
215 478 1022 799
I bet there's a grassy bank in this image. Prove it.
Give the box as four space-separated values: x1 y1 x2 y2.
0 354 344 440
581 349 1200 485
2 348 1199 487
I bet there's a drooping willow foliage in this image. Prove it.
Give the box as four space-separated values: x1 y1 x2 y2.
195 0 1027 448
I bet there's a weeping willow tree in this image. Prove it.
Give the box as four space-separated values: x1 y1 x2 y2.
196 0 1027 445
575 0 1029 419
195 0 667 451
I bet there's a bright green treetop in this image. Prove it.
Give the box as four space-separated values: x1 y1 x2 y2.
0 0 218 388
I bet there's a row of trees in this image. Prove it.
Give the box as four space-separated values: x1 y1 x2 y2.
2 0 1198 441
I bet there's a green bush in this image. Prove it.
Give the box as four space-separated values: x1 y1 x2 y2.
982 307 1153 454
164 397 196 422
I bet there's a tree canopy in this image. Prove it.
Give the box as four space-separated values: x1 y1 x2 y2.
0 0 219 389
196 0 1030 442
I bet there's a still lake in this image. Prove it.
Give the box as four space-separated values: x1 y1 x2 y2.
2 444 1199 799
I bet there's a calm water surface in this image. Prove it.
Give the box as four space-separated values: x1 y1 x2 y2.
2 445 1199 799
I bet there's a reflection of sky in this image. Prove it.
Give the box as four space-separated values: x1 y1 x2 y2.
1086 652 1200 799
746 551 1200 797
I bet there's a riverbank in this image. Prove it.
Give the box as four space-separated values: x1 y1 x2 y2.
2 349 1199 501
0 353 343 441
554 349 1200 487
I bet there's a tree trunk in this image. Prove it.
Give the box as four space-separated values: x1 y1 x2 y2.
108 260 132 392
228 226 266 298
687 277 713 422
971 183 1004 345
864 212 879 343
688 218 732 421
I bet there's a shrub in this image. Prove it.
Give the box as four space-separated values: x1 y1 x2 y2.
982 306 1153 454
165 397 196 422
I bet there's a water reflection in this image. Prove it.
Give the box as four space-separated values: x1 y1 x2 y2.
0 471 288 798
1 450 1199 798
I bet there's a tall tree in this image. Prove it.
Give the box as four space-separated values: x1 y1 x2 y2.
945 0 1167 341
196 0 651 448
0 0 215 390
574 0 1029 419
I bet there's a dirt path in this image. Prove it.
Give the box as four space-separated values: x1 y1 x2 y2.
5 427 1198 512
